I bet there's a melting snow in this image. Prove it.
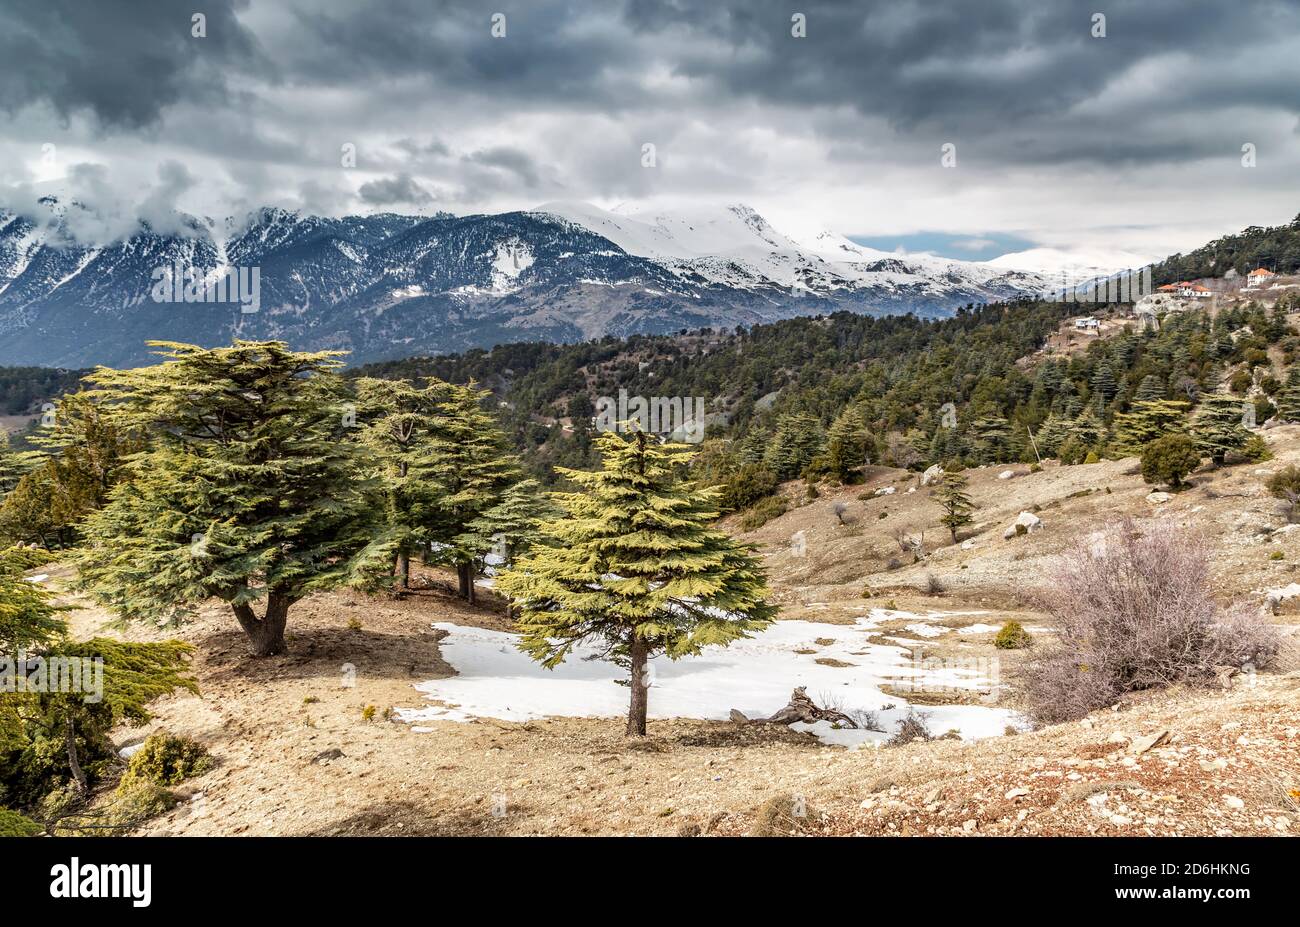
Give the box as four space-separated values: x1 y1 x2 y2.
397 609 1022 747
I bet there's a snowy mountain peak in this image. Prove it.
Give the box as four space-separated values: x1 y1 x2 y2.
0 198 1059 368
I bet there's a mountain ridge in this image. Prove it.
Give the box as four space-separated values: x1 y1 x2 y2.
0 197 1069 368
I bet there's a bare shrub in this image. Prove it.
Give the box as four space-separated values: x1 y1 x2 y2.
832 501 859 526
888 709 933 746
921 572 945 595
892 525 924 560
1021 518 1280 725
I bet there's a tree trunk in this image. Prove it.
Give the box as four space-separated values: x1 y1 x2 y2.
466 562 477 605
231 592 291 657
456 562 470 599
65 718 88 795
626 635 649 736
397 549 410 590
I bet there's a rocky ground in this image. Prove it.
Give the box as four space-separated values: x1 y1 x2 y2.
35 421 1300 837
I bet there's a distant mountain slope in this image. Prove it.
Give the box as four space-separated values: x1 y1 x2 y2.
0 198 1058 368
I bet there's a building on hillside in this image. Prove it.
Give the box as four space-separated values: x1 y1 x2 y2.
1246 268 1277 289
1157 283 1180 293
1073 316 1100 330
1179 283 1213 299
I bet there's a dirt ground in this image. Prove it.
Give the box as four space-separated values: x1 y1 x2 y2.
42 417 1300 836
30 419 1300 837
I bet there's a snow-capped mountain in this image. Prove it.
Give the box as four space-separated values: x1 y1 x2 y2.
0 198 1060 368
986 246 1156 283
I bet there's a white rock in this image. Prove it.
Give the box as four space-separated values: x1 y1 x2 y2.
874 485 896 496
998 470 1016 480
1005 787 1030 800
1224 795 1245 810
1004 511 1042 539
1146 491 1172 504
1263 583 1300 615
921 464 944 486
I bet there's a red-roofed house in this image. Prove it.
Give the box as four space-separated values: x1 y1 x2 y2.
1246 268 1277 289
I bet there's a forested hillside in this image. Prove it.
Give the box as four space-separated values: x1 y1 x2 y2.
355 295 1300 502
1154 213 1300 282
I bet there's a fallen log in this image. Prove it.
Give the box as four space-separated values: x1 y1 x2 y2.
731 687 858 728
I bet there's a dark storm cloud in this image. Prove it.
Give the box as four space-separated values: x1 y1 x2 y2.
1 0 1297 250
357 172 435 206
254 0 1300 167
0 0 269 129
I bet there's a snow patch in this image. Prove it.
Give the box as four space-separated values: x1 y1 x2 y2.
397 609 1020 746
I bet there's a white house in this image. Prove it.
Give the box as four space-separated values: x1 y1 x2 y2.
1245 268 1277 289
1179 283 1213 299
1073 316 1100 330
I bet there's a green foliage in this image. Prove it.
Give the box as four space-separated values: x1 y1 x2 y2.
1241 433 1272 462
1266 465 1300 522
993 621 1032 650
738 495 788 531
74 341 386 656
117 732 211 790
424 381 526 599
0 806 41 836
935 470 975 542
0 366 86 416
1110 400 1189 456
496 430 776 734
825 405 871 482
0 638 196 811
0 430 42 499
1140 433 1201 489
354 376 452 588
1153 213 1300 281
762 412 825 481
0 466 65 549
717 463 779 513
1276 367 1300 422
0 551 66 656
1191 392 1251 465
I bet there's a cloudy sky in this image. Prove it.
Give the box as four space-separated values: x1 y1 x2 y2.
2 0 1299 261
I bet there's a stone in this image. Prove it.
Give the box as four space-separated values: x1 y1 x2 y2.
921 464 944 486
1128 730 1169 755
1146 491 1172 504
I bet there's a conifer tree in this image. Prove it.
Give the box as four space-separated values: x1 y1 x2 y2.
1067 407 1108 451
1033 414 1073 457
37 393 143 530
1090 364 1117 407
0 465 65 549
762 411 824 480
354 377 451 589
496 430 776 736
1276 368 1300 422
1133 374 1167 403
825 405 870 482
970 415 1012 464
0 551 65 658
935 470 975 543
425 381 522 604
0 432 42 500
1192 392 1251 465
75 341 385 656
1110 399 1189 456
458 478 552 577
